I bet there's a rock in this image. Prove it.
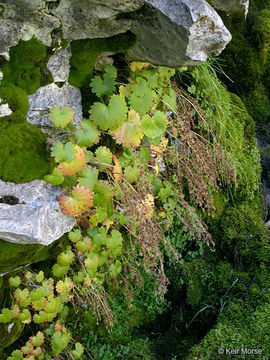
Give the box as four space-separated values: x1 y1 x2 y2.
208 0 249 19
52 0 143 40
95 52 114 71
0 0 231 68
0 1 60 57
127 0 232 67
0 180 75 246
47 45 72 83
27 83 82 131
0 99 12 117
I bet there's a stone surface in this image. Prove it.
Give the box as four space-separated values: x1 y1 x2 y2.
0 99 12 117
52 0 143 40
47 45 72 83
0 1 60 57
127 0 232 67
95 52 114 71
27 83 82 131
209 0 249 19
0 180 75 245
0 0 231 68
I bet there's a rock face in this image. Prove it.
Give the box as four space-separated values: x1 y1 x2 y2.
52 0 144 41
127 0 232 67
47 45 72 83
209 0 249 19
0 0 231 67
0 180 75 245
0 0 60 58
27 83 82 131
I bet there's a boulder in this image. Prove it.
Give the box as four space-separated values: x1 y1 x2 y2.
0 0 60 58
27 83 82 131
52 0 144 41
0 180 75 246
0 0 231 68
127 0 232 67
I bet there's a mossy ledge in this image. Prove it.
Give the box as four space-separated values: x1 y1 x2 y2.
0 37 54 183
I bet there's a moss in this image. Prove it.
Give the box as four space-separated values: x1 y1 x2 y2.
186 298 270 359
0 320 24 353
0 84 29 124
216 202 268 269
0 121 50 183
1 37 53 95
0 235 69 273
185 63 261 201
229 93 255 142
69 31 136 88
249 9 270 50
242 83 270 124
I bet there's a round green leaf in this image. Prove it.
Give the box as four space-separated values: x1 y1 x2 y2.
141 111 168 138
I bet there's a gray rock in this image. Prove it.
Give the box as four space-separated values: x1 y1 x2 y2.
0 1 60 56
0 180 75 245
95 52 114 71
209 0 249 19
51 0 143 40
0 0 231 68
27 83 82 131
0 98 12 117
47 45 71 83
127 0 232 67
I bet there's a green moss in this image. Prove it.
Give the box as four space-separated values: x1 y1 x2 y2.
69 31 136 88
250 9 270 50
0 121 50 183
0 320 24 353
1 37 53 95
243 82 270 124
186 298 270 359
0 235 69 273
0 84 29 124
229 93 255 142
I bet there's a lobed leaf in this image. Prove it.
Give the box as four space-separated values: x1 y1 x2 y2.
58 184 94 216
75 119 100 147
141 111 168 139
49 106 75 129
78 166 99 190
110 110 143 148
90 95 127 131
58 145 86 176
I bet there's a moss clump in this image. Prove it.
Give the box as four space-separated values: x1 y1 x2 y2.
0 84 29 124
69 31 136 88
1 37 53 95
186 297 270 359
229 93 255 142
0 235 68 273
0 320 24 353
0 121 50 183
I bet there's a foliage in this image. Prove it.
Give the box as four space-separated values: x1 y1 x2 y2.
69 32 136 88
181 62 261 201
2 56 264 360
